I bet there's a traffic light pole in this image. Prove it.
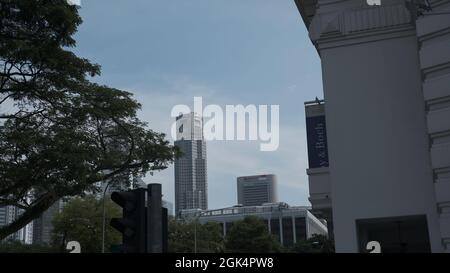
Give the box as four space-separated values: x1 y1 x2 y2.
147 184 163 253
101 181 112 253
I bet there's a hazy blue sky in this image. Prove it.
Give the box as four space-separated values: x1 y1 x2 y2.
73 0 323 209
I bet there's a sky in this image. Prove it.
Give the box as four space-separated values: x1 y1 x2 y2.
72 0 323 209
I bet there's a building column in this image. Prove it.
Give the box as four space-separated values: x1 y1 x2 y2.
292 216 297 244
416 0 450 253
279 217 283 246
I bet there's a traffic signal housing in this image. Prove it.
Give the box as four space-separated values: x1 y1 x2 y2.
110 188 146 253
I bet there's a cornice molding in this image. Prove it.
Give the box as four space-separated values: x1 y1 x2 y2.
307 1 415 48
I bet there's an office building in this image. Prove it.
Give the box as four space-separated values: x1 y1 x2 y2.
0 205 29 243
295 0 450 252
95 171 131 200
237 174 278 206
25 222 33 244
162 200 174 216
0 206 15 230
95 181 129 200
33 199 64 245
180 203 328 247
174 113 208 215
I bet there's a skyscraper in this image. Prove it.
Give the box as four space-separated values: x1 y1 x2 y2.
32 199 64 245
174 113 207 215
0 205 30 243
237 174 278 206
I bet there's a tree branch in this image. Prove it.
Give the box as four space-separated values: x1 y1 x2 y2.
0 192 59 241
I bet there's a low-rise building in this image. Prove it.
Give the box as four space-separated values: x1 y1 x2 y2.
180 203 328 247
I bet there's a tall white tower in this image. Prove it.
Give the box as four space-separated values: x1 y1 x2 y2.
174 113 207 215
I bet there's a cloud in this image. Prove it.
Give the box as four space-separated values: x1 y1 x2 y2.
120 76 311 209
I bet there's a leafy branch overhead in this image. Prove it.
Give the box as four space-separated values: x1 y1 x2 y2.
0 0 179 240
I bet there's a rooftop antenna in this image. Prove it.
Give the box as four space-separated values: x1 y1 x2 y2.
315 97 322 105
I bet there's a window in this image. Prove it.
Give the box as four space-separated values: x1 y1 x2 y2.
356 215 431 253
295 217 307 241
270 218 280 242
282 217 294 247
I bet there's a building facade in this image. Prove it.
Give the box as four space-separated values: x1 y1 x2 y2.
416 0 450 253
162 200 174 216
32 199 64 245
237 174 278 206
295 0 450 252
174 113 208 215
0 205 30 243
180 203 328 247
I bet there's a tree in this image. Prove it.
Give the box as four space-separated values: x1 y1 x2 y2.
0 240 58 253
0 0 179 240
168 218 224 253
291 234 335 253
51 195 121 253
224 216 281 253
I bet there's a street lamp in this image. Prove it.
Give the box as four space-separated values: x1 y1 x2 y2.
181 210 200 253
193 211 201 253
194 217 197 253
101 181 112 253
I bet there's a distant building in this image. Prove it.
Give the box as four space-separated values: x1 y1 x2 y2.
162 200 174 216
180 203 328 248
0 206 15 235
133 177 147 189
174 113 207 215
0 205 29 243
237 174 278 206
25 222 33 244
95 174 131 200
32 199 64 245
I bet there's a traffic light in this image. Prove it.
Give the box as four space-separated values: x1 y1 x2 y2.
110 184 168 253
110 188 146 253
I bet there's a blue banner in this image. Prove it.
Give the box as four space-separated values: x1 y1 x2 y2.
306 115 329 168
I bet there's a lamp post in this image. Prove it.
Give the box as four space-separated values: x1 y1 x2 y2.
194 218 197 253
101 181 112 253
193 211 201 253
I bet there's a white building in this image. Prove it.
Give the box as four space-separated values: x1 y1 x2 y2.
180 203 328 248
296 0 450 252
174 113 208 215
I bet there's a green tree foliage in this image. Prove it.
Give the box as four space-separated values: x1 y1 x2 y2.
0 240 58 253
224 216 281 253
168 218 224 253
51 195 121 253
291 234 335 253
0 0 178 239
